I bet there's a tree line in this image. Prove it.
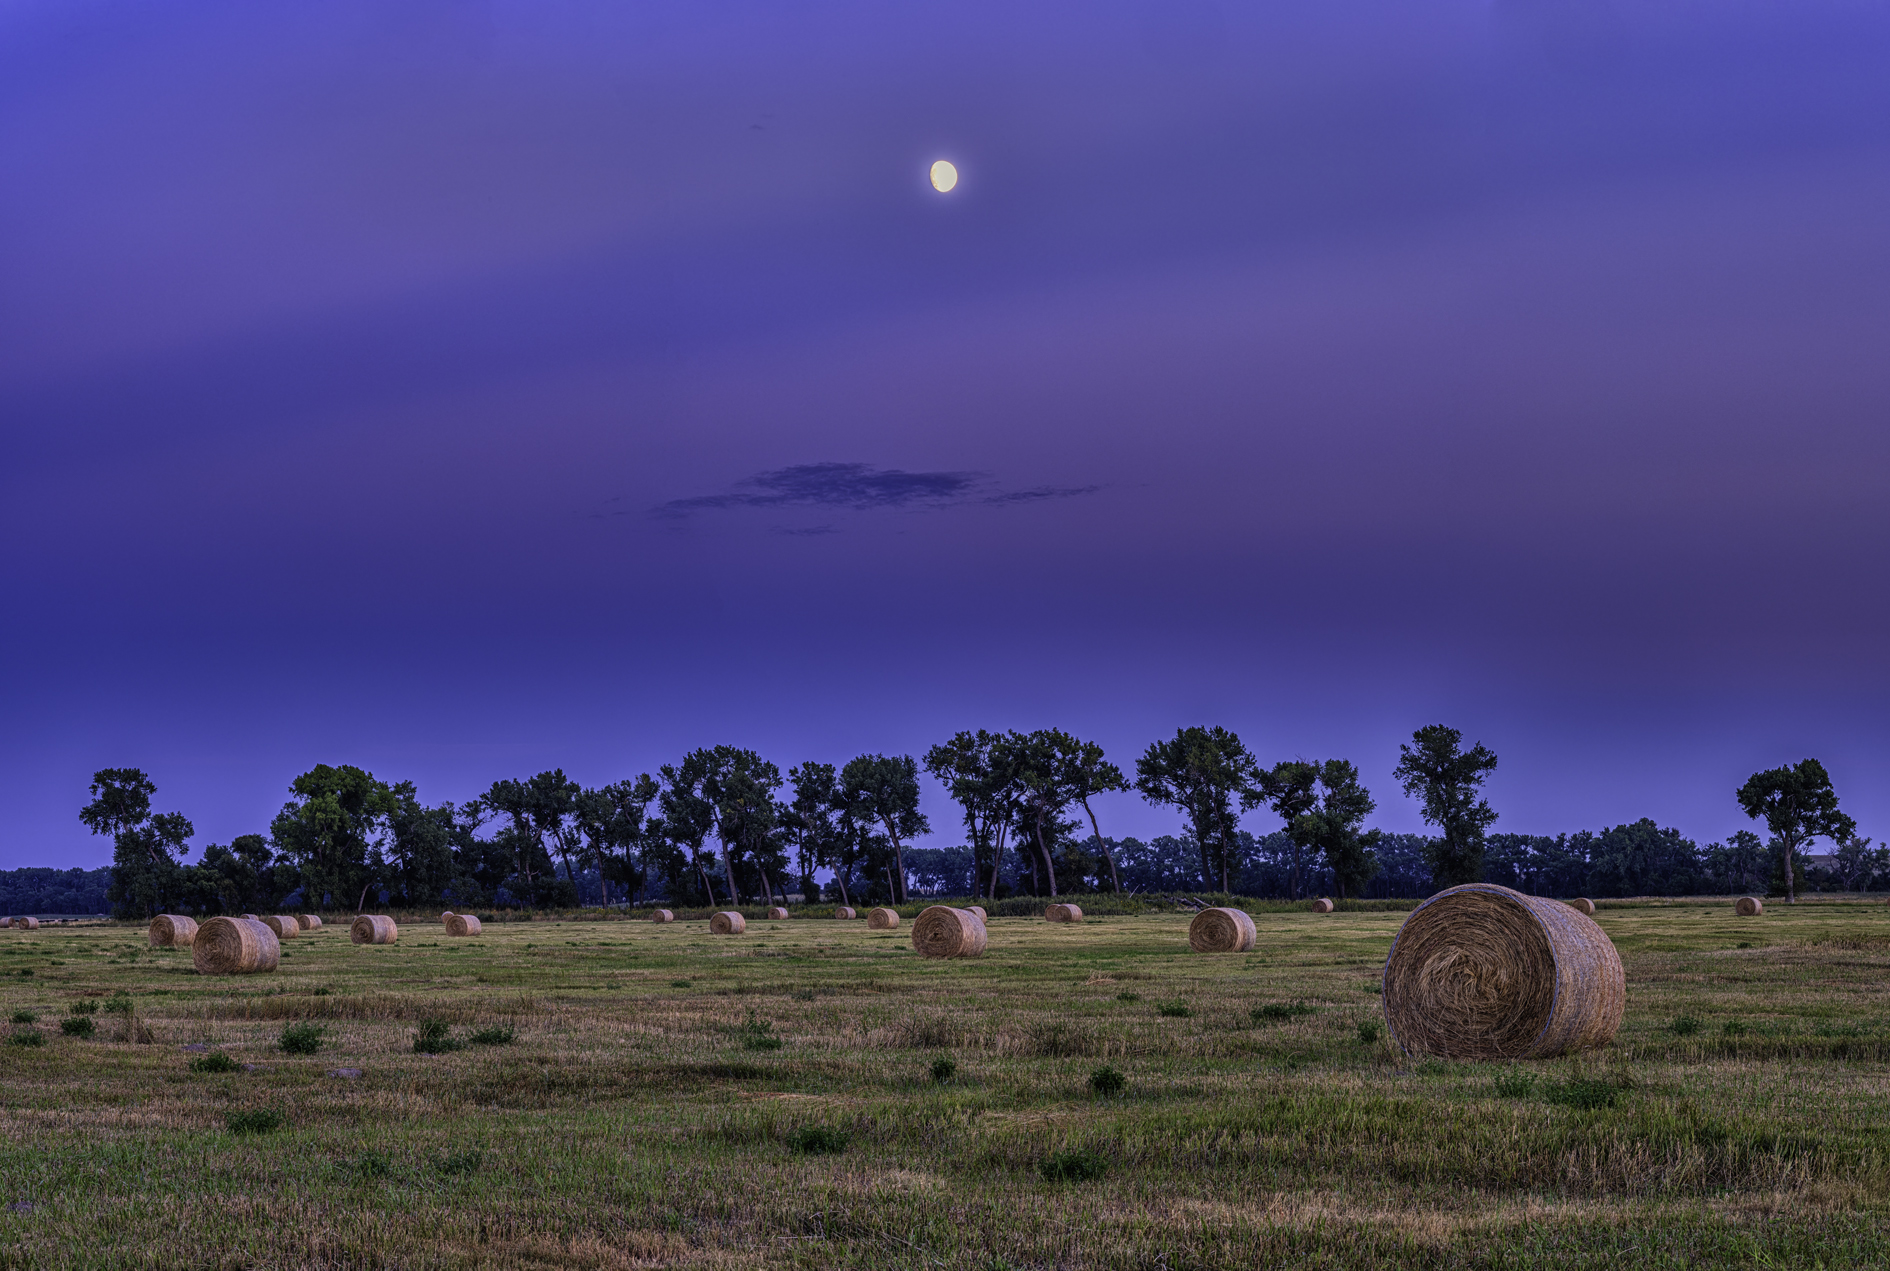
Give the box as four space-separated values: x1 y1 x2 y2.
81 723 1877 918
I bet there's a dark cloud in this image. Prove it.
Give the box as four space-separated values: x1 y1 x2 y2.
656 463 1099 519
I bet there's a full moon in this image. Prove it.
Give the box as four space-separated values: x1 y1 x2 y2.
929 160 958 193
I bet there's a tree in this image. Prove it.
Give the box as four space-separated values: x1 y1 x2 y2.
839 754 930 904
83 768 196 919
923 731 1018 901
1289 760 1382 900
1134 727 1264 893
782 762 848 904
1736 760 1854 904
1828 833 1888 894
1008 732 1072 897
1047 731 1130 895
383 783 459 908
480 773 576 906
579 775 661 907
659 751 724 904
1392 726 1499 889
195 834 297 915
270 765 397 911
1260 761 1320 900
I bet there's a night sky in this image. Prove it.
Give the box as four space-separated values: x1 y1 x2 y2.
6 0 1889 869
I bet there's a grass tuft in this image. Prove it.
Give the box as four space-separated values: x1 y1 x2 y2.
435 1149 482 1176
468 1024 515 1046
9 1029 43 1047
10 1010 36 1024
1671 1015 1702 1036
414 1019 462 1054
1253 1002 1316 1024
279 1021 325 1055
1356 1019 1383 1044
1040 1148 1108 1183
226 1109 282 1135
60 1016 96 1038
1493 1066 1537 1099
69 999 99 1015
929 1055 957 1084
190 1052 240 1074
1156 1001 1191 1018
785 1125 849 1155
1088 1065 1126 1098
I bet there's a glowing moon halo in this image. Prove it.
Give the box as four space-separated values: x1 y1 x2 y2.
929 160 958 193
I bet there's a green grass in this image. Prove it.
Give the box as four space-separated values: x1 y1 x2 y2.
3 901 1890 1267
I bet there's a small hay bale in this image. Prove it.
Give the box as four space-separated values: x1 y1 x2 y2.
16 917 39 930
191 917 280 975
444 913 482 937
263 915 299 939
911 906 987 958
350 915 398 945
1311 898 1335 913
0 917 10 928
1569 898 1596 915
833 907 856 920
866 907 900 930
709 911 746 934
297 915 322 930
1382 883 1623 1060
440 911 454 923
1188 906 1256 953
652 909 675 923
966 905 987 921
1736 896 1764 916
149 915 199 948
768 907 790 920
1044 903 1084 923
240 914 258 921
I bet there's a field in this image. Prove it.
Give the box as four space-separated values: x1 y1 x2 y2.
3 901 1890 1270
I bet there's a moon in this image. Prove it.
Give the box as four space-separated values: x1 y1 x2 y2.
929 160 958 193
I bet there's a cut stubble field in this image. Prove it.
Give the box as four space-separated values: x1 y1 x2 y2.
3 903 1890 1270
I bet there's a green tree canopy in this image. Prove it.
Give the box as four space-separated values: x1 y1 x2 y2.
1392 725 1498 889
839 753 929 904
1736 759 1853 904
1134 726 1263 893
84 768 195 919
271 764 397 911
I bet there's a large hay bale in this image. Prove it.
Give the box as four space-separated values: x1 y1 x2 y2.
966 905 987 921
149 915 199 948
298 915 322 931
833 907 856 920
1736 896 1764 916
652 909 675 923
191 917 280 975
16 917 38 930
710 911 746 934
1569 898 1596 915
263 915 299 939
1188 906 1257 953
1311 898 1335 913
768 907 790 920
866 907 900 930
1044 903 1084 923
444 913 482 937
911 906 987 958
1382 883 1623 1060
350 915 398 945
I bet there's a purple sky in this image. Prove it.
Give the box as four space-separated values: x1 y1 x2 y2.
5 0 1889 870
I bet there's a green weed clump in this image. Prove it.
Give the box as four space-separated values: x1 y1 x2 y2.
414 1020 462 1054
1253 1002 1316 1024
785 1126 849 1155
1089 1065 1126 1098
69 999 99 1015
930 1056 957 1084
339 1151 395 1181
737 1014 783 1051
1722 1020 1747 1038
1156 1001 1191 1018
60 1017 96 1038
190 1052 240 1074
1115 992 1140 1002
226 1109 282 1135
9 1030 43 1047
1356 1020 1384 1044
279 1022 325 1055
1543 1077 1622 1110
103 995 132 1015
436 1150 483 1177
10 1010 36 1024
1671 1016 1702 1036
1040 1148 1108 1183
468 1025 515 1046
1494 1067 1537 1099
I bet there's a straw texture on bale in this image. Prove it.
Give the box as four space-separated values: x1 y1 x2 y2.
1736 896 1764 916
440 911 455 923
1188 906 1257 953
298 915 322 930
866 907 900 929
1044 903 1084 923
1569 898 1596 915
350 915 398 945
264 915 299 938
966 905 987 921
191 917 281 975
768 907 790 920
834 907 856 920
652 909 675 923
0 917 9 927
16 917 38 930
149 915 199 948
444 913 482 937
1382 883 1624 1060
710 911 746 935
1311 898 1335 913
911 906 987 958
241 914 258 921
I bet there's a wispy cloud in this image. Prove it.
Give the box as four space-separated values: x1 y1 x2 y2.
655 462 1099 519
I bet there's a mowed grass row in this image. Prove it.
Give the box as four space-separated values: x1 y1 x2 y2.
3 904 1890 1269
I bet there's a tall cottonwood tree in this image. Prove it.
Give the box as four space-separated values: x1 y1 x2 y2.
840 754 929 904
1736 759 1853 904
1393 725 1499 889
1134 727 1264 893
1289 760 1381 900
83 768 195 919
271 764 397 911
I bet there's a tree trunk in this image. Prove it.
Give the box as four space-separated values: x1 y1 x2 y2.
356 882 371 913
882 818 908 903
696 858 717 905
1081 798 1120 894
835 870 851 907
1784 836 1798 904
723 846 741 907
1033 816 1059 897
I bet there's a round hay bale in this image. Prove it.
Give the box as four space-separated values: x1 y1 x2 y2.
444 913 482 937
911 906 987 958
1382 883 1623 1060
440 911 454 923
263 915 299 939
0 917 11 928
768 907 790 920
350 915 398 945
1311 898 1335 913
240 914 258 921
1736 896 1764 916
833 907 856 920
709 911 746 935
866 907 900 930
191 917 281 975
966 905 987 922
16 917 39 930
1044 903 1084 923
1188 906 1257 953
297 915 322 931
652 909 675 923
1569 898 1596 915
149 914 199 948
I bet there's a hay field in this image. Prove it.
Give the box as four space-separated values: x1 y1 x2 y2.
3 902 1890 1269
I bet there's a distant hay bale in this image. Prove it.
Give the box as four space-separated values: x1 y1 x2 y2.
444 913 482 937
911 906 987 958
652 909 675 923
768 907 790 920
834 907 856 920
1736 896 1764 916
1188 906 1256 953
191 917 280 975
263 915 299 938
1382 883 1624 1060
241 914 258 921
1311 898 1335 913
1569 898 1596 915
710 911 746 935
350 915 398 945
1044 903 1084 923
440 911 454 923
866 907 900 930
149 915 198 948
966 906 987 921
0 917 10 928
16 917 38 930
297 915 322 930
